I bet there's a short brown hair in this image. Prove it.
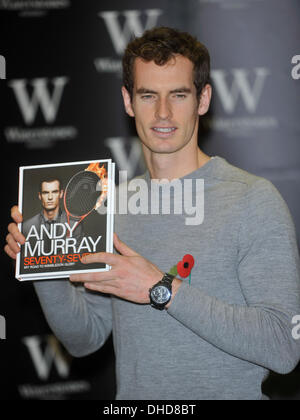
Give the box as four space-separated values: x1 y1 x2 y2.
122 27 211 101
39 178 62 193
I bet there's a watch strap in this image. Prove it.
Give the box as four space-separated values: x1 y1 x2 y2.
161 272 175 286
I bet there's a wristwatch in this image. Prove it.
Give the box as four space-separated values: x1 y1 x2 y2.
149 273 175 310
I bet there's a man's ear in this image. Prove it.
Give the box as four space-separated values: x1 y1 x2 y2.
59 190 64 199
122 86 135 118
38 192 41 201
198 84 212 116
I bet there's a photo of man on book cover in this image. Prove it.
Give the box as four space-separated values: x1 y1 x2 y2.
22 176 84 242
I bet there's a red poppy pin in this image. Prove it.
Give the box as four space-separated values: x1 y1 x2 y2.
169 254 195 285
177 254 195 278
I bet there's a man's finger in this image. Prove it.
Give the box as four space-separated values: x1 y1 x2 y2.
6 233 21 254
4 244 17 260
8 223 26 245
81 252 118 266
11 206 23 223
114 233 139 257
70 269 117 283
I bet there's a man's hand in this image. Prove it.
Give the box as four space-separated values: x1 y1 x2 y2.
4 206 25 260
4 212 183 307
70 234 166 304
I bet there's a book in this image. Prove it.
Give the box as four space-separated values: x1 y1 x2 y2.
16 159 115 281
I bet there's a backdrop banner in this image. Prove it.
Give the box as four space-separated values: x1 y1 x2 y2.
0 0 299 400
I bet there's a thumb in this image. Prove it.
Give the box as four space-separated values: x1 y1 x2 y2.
114 233 139 257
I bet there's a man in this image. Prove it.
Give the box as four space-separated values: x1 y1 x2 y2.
22 177 83 241
5 27 300 400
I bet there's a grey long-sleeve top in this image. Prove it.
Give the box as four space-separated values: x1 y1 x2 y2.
33 156 300 400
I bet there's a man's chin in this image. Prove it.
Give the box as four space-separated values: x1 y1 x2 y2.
146 143 184 155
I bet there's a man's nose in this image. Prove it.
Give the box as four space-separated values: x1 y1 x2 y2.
155 98 172 120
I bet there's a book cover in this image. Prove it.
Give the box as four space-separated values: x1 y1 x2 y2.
16 159 115 281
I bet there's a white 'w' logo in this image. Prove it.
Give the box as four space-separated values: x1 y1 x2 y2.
8 77 69 125
211 68 270 114
99 9 163 55
22 335 71 381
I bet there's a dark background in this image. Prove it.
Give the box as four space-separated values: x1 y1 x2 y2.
0 0 299 400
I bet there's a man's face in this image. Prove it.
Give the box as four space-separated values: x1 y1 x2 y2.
122 55 211 155
39 180 63 212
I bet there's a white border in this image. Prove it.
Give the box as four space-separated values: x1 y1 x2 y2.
16 159 114 281
106 162 115 272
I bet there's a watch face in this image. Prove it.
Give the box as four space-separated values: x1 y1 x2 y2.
151 285 171 304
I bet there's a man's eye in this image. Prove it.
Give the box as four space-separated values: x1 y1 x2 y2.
141 95 154 100
174 94 186 99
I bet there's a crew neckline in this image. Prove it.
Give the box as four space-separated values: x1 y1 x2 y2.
142 156 222 184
